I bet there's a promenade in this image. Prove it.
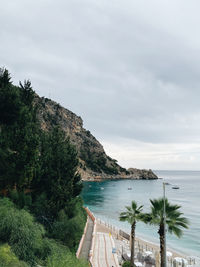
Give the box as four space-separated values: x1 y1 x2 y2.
92 232 119 267
77 208 198 267
79 217 94 260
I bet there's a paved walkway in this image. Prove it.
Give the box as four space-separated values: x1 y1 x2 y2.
79 217 94 260
91 232 119 267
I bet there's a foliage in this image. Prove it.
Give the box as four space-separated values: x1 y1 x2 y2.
0 198 45 266
120 201 144 224
144 198 189 237
143 197 189 267
0 244 28 267
50 198 86 250
0 68 21 125
122 261 131 267
8 190 32 209
32 127 82 220
120 201 144 267
46 244 89 267
0 68 88 266
80 147 119 174
0 68 40 191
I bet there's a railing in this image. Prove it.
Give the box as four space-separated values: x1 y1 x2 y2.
95 217 198 267
77 209 199 267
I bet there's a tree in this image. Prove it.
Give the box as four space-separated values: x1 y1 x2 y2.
0 70 40 191
19 80 35 107
143 198 189 267
0 68 21 125
32 127 82 221
119 201 144 267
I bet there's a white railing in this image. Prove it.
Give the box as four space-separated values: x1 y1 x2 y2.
95 217 198 267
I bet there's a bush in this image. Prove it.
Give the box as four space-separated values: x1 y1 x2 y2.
0 198 45 266
46 249 89 267
8 190 32 209
122 261 137 267
0 244 28 267
122 261 131 267
50 198 86 250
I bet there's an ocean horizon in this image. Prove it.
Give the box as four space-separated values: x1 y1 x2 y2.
81 170 200 260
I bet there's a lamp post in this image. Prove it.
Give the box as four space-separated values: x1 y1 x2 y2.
163 182 167 267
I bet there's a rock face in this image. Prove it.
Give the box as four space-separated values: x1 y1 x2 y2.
127 168 158 179
35 95 158 181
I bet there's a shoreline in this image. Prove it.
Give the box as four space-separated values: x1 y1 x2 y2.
95 218 185 258
84 207 199 266
82 177 158 182
86 210 199 266
95 218 198 266
96 217 200 260
84 208 198 259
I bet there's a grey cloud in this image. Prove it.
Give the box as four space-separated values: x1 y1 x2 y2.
1 0 200 149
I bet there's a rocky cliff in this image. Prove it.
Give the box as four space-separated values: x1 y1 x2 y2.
35 96 158 181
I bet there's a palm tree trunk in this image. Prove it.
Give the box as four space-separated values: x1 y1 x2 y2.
159 223 166 267
130 222 136 267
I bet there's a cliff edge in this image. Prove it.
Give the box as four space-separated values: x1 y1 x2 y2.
35 96 158 181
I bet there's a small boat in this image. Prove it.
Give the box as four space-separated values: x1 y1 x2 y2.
128 187 132 190
100 187 104 190
172 186 180 189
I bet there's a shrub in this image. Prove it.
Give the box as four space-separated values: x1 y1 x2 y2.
122 261 137 267
46 249 89 267
0 198 45 266
0 244 28 267
8 190 32 209
122 261 130 267
50 198 86 250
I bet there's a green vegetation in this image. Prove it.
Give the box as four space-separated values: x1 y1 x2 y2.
120 201 144 267
0 198 44 265
0 68 87 266
122 261 131 267
46 249 88 267
80 147 119 174
0 244 28 267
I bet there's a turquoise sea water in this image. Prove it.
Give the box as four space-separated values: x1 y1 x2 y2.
81 170 200 259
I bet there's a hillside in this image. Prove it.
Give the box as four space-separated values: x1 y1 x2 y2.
35 95 157 181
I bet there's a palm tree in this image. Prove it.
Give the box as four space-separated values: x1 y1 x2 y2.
119 201 143 267
144 198 189 267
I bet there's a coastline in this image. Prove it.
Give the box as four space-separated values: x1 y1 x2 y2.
82 171 200 264
96 217 185 258
82 177 158 182
80 168 158 181
84 207 198 266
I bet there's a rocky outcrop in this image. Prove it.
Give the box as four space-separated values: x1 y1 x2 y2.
35 95 158 181
127 168 158 180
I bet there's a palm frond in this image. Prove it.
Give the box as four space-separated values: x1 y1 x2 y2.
119 201 144 225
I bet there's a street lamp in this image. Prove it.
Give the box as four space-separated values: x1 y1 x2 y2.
163 182 167 267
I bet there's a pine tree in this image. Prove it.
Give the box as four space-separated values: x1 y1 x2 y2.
33 127 82 219
0 71 40 191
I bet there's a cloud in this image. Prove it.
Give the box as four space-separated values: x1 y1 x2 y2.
101 138 200 170
1 0 200 169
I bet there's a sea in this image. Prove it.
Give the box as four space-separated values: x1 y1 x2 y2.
81 170 200 260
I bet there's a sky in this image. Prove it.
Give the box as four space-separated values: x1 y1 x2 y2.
1 0 200 170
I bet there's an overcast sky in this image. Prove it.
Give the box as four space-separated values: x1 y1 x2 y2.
1 0 200 170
